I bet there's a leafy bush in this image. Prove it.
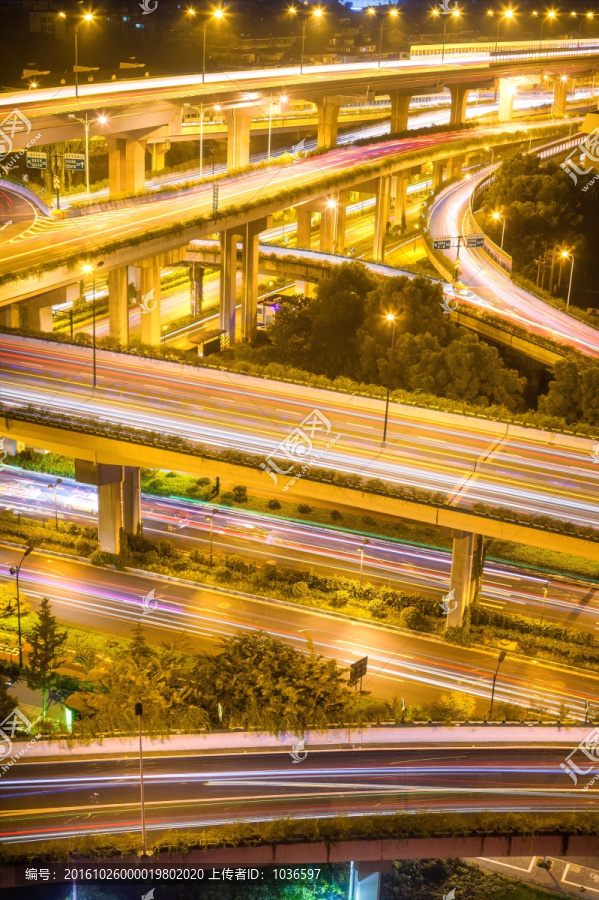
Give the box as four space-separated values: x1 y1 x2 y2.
267 498 281 510
298 504 313 514
232 485 248 503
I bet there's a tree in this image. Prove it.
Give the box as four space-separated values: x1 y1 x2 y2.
266 292 312 367
429 691 476 722
0 674 16 724
190 631 352 735
25 597 67 721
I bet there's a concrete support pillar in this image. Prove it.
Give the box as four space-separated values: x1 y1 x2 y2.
106 135 147 196
108 267 129 344
98 481 123 555
316 98 341 149
189 262 205 317
446 531 483 628
335 190 346 254
23 298 54 332
395 173 408 222
122 465 142 536
140 260 161 346
432 160 444 191
449 84 470 125
295 208 312 249
150 141 169 172
498 78 515 123
447 155 465 180
320 204 335 254
351 862 388 900
241 226 260 342
553 78 569 117
225 110 253 171
0 304 20 328
220 229 238 344
390 91 412 133
373 175 391 263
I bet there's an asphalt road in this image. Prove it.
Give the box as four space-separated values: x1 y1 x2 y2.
0 747 596 845
1 541 598 717
1 467 599 636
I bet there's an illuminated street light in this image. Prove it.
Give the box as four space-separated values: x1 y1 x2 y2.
431 6 461 63
485 144 495 165
81 260 105 387
9 546 33 668
366 6 401 68
69 112 109 197
71 10 95 98
184 102 220 179
489 649 507 719
539 9 557 47
492 210 506 249
195 7 226 83
494 8 516 51
382 313 397 445
561 249 575 309
288 5 325 74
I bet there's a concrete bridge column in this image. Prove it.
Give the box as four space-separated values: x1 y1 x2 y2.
553 77 569 117
225 109 253 171
106 136 147 196
390 91 412 133
316 97 341 150
373 175 391 263
220 228 239 344
123 465 142 535
320 203 335 254
395 173 409 221
240 217 271 342
498 78 516 123
449 84 470 125
335 190 347 254
108 267 129 345
150 140 169 173
189 262 204 317
432 159 445 191
447 154 466 179
350 861 391 900
139 259 161 346
446 530 484 628
22 284 79 333
295 207 312 249
0 304 20 328
74 461 124 555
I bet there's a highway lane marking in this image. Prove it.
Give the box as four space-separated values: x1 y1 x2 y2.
562 863 599 894
478 857 536 873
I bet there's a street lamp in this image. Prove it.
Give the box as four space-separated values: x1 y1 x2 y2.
489 649 507 719
288 5 324 75
68 113 109 197
490 8 516 52
82 260 105 388
190 7 225 83
485 145 495 165
431 6 461 63
268 94 287 161
62 10 95 99
561 249 575 309
358 538 370 586
9 546 33 668
44 478 63 528
538 9 557 48
524 129 533 153
382 313 397 445
183 103 220 180
366 6 400 68
134 702 149 857
491 211 506 250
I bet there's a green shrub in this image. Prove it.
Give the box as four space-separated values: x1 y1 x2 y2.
291 582 308 598
267 498 281 510
74 538 95 557
220 491 235 505
213 566 232 582
330 509 343 522
232 485 248 503
298 504 313 514
90 550 114 567
330 589 350 608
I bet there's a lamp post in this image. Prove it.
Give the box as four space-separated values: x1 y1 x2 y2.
492 8 515 52
9 546 33 668
537 9 557 49
288 5 324 75
134 702 149 856
492 211 506 250
68 113 108 197
561 250 575 309
187 7 225 83
61 11 95 99
358 538 370 586
489 649 507 719
524 129 533 153
382 313 397 445
82 260 105 388
485 145 495 166
431 7 461 63
184 103 220 181
45 478 63 528
366 7 400 68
